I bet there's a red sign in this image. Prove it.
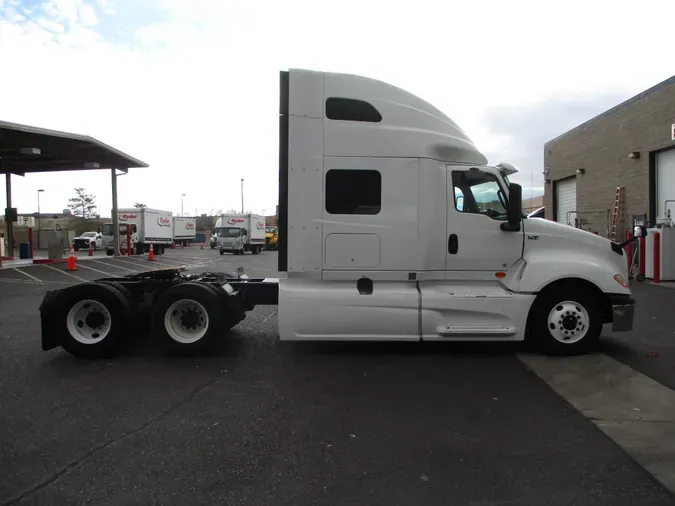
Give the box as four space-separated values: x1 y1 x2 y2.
157 217 171 227
119 214 138 221
227 218 245 225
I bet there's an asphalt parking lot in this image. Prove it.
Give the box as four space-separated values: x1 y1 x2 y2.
1 248 675 505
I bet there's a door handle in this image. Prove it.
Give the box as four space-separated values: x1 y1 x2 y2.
448 234 458 254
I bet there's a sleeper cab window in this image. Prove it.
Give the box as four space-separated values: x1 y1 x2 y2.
325 169 382 215
325 98 382 123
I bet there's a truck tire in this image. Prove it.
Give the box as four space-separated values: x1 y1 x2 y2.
106 249 113 256
152 282 226 355
252 246 259 255
526 286 602 355
57 282 132 359
219 249 224 255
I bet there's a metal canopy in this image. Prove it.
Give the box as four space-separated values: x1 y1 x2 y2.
0 120 148 175
1 120 148 261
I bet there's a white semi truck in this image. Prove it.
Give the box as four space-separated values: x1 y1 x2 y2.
214 213 266 255
173 217 197 246
39 69 637 359
103 207 174 256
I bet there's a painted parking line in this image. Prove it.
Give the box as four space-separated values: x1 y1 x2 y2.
107 258 148 270
76 263 120 277
0 277 70 285
42 264 88 283
91 259 139 273
14 268 42 282
119 256 176 267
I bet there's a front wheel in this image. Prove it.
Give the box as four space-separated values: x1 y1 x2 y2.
526 287 602 355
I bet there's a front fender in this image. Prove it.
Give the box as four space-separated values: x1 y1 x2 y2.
505 252 630 295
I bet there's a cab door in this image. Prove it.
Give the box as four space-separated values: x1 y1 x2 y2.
445 166 523 274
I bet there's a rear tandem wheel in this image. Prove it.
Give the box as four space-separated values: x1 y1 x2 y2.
57 282 133 359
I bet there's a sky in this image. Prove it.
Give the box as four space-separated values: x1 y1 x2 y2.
1 0 674 217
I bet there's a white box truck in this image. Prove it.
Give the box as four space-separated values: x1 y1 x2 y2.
103 207 174 256
40 69 637 360
214 213 266 255
173 217 197 246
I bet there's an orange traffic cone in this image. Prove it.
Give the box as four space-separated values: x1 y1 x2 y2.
88 242 93 257
66 246 78 271
171 242 176 249
181 242 185 249
200 243 204 250
148 244 156 262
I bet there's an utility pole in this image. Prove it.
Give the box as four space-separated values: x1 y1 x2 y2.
181 193 186 217
240 178 244 213
37 189 44 249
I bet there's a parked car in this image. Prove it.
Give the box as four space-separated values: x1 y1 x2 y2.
527 206 545 219
72 231 103 251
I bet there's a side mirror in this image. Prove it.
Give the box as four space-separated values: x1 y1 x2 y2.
633 225 647 238
500 183 522 232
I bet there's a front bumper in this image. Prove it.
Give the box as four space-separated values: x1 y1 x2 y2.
73 239 91 249
609 294 635 332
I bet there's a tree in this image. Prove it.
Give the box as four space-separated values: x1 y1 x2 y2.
67 188 97 219
134 203 147 208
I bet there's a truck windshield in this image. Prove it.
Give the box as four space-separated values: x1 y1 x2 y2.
216 227 241 237
265 227 277 234
452 170 508 220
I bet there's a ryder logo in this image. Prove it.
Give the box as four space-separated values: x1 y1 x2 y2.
256 222 265 229
119 214 138 221
227 218 245 225
157 217 171 227
186 222 195 230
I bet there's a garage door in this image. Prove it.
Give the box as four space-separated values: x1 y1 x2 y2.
556 177 577 225
657 148 675 221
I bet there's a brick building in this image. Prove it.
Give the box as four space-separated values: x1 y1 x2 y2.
544 75 675 237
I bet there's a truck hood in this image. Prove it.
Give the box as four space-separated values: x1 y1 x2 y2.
524 218 626 273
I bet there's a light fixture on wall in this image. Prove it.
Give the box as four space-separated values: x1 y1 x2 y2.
629 151 640 159
576 168 586 175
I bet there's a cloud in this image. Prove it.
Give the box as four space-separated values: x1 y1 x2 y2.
1 0 675 219
480 94 630 195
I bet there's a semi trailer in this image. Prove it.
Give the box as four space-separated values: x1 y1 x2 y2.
39 69 637 359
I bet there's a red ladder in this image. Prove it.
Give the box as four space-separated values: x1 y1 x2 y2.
609 187 624 242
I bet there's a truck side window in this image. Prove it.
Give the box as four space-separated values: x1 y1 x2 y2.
242 229 247 236
452 171 507 220
325 169 381 215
